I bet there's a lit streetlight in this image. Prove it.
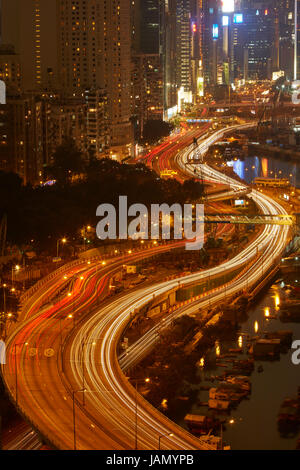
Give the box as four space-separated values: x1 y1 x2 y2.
128 377 150 450
158 432 174 450
81 338 98 406
57 238 67 258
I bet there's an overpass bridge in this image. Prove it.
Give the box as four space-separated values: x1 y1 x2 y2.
202 214 295 226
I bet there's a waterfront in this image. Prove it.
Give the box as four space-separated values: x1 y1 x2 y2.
229 155 299 188
176 271 300 450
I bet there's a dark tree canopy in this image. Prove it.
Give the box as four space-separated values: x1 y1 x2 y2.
141 120 174 144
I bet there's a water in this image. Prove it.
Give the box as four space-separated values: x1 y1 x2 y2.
176 272 300 450
228 155 299 188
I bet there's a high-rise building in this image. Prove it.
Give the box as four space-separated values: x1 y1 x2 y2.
58 0 132 155
276 1 294 79
133 0 160 54
131 0 163 137
0 45 22 94
239 1 276 80
1 0 133 161
0 94 45 184
176 0 192 100
160 0 178 118
201 0 221 88
1 0 59 91
132 53 164 130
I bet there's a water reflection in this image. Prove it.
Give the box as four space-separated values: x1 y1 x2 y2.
264 307 270 318
274 293 281 309
228 155 299 187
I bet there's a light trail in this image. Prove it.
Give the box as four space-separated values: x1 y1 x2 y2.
1 122 290 450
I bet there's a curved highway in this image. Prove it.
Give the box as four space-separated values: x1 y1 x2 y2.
1 122 290 450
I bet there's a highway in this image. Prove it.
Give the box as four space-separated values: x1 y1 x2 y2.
1 121 290 450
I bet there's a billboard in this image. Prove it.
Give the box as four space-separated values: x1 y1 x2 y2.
212 24 219 38
222 0 234 13
233 13 243 23
222 15 229 26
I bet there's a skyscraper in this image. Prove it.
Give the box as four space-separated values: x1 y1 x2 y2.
1 0 59 91
176 0 192 99
58 0 132 154
238 1 276 80
160 0 178 117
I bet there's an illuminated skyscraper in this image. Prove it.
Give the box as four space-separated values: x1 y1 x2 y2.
1 0 59 91
58 0 132 154
238 1 276 80
160 0 178 117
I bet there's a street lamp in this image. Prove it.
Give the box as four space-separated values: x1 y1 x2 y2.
129 377 150 450
72 388 86 450
158 432 174 450
81 338 98 406
57 238 67 258
11 265 20 287
2 284 6 330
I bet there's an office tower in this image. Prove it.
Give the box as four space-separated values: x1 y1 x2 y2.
240 1 276 80
131 0 163 132
294 0 300 80
160 0 178 118
276 0 294 79
176 0 192 105
133 0 160 54
201 0 221 88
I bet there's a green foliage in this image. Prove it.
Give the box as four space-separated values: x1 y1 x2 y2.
140 120 174 145
46 138 85 186
0 155 204 250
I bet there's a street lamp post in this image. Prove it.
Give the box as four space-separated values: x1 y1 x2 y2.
158 432 174 450
2 284 6 316
14 341 29 406
11 265 20 288
81 338 98 406
57 238 67 258
72 388 86 450
128 377 150 450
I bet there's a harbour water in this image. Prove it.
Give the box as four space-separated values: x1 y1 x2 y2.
228 155 299 188
176 272 300 450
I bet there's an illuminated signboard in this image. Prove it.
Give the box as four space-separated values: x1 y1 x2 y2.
222 0 234 13
191 22 197 33
233 13 243 23
222 15 229 26
212 24 219 38
235 199 245 206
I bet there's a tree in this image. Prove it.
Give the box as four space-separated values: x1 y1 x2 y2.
140 120 174 145
47 138 84 186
